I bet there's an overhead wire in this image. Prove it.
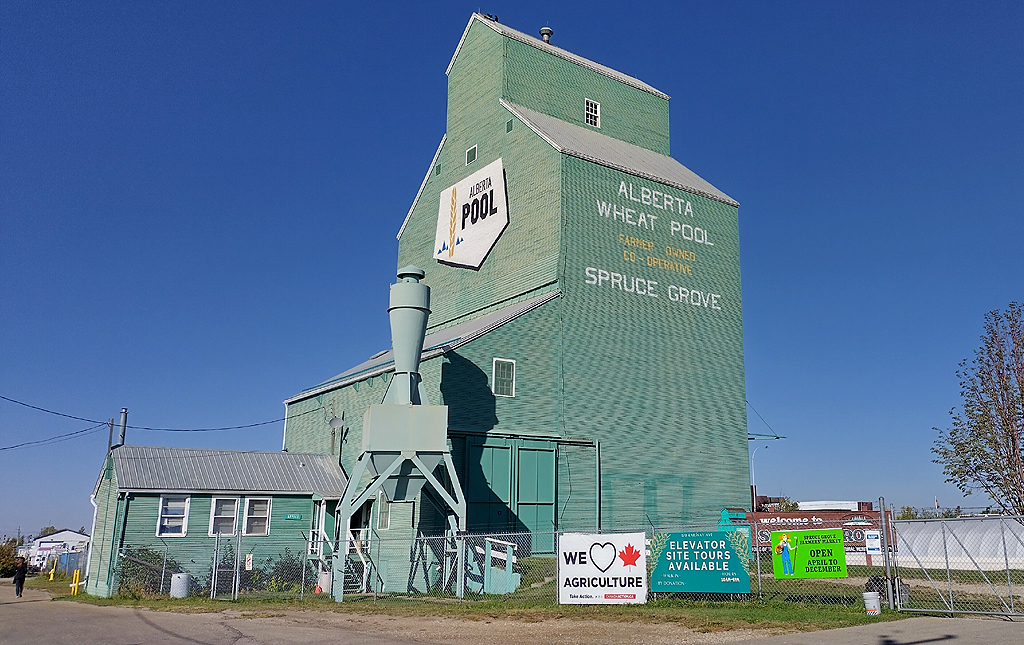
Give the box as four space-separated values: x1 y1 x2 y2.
745 399 786 440
0 422 107 452
0 394 320 432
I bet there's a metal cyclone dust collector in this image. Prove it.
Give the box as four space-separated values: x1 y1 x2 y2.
334 266 467 601
382 266 430 405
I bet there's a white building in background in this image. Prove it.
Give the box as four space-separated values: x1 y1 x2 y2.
20 529 89 568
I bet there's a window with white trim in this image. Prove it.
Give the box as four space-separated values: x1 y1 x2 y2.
376 491 390 530
465 145 477 165
585 98 600 128
157 495 190 537
492 358 516 398
243 497 272 536
208 497 238 536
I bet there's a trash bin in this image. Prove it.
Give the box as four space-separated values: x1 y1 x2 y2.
170 573 191 598
863 591 881 615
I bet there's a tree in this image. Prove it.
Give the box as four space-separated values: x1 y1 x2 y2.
0 538 18 577
776 497 801 512
37 526 58 538
933 303 1024 516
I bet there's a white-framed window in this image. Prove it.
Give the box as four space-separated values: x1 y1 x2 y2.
208 497 238 536
157 495 190 537
585 98 600 128
492 358 516 398
465 144 477 165
243 497 272 536
376 491 390 530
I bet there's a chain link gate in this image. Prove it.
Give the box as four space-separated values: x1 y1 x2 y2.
892 515 1024 616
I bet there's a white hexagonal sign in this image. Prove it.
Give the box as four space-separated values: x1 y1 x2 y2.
434 158 509 270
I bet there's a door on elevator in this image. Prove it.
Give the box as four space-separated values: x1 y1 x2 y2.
466 436 513 533
464 436 556 550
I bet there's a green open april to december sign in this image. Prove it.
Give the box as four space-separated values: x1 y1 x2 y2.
649 530 751 593
771 529 847 579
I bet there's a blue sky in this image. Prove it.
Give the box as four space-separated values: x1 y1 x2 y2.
1 2 1021 537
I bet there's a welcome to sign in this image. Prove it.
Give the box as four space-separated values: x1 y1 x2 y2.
558 532 647 604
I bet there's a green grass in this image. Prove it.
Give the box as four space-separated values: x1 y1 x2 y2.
27 575 904 632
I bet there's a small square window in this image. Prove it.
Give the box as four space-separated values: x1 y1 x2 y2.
209 497 238 536
585 98 600 128
157 495 190 537
506 119 514 133
243 498 272 536
434 163 441 176
465 145 477 165
492 358 515 398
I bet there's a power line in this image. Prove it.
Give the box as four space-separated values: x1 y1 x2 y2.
746 399 786 440
0 422 107 452
0 394 319 432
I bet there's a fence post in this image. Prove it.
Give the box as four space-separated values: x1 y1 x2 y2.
941 521 953 614
879 496 894 609
301 534 308 601
211 534 219 599
753 520 762 598
233 531 241 601
1001 517 1014 613
160 545 168 596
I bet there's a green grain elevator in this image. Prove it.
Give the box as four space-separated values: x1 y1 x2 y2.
284 14 748 559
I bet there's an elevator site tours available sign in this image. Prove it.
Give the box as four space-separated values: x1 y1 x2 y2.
434 158 509 270
771 529 847 579
558 532 647 604
649 531 751 593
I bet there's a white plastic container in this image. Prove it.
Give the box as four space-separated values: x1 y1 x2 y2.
863 591 881 615
170 572 191 598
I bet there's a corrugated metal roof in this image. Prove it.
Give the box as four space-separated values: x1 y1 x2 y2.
448 14 669 100
502 101 739 207
111 445 348 496
286 289 560 404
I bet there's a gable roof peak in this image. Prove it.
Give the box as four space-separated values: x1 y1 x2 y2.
447 13 669 100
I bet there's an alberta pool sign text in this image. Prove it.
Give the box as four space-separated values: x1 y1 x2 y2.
558 532 647 604
434 158 509 270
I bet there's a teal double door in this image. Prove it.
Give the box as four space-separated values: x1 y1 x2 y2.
464 436 555 551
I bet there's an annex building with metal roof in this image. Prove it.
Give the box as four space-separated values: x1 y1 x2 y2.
85 444 348 597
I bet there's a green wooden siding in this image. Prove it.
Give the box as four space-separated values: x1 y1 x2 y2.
398 21 562 332
86 455 119 597
283 17 746 539
110 494 315 590
559 155 748 527
503 38 670 154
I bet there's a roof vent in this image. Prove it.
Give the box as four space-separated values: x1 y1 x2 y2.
539 26 553 44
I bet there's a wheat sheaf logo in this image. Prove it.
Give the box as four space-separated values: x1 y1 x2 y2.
448 187 457 257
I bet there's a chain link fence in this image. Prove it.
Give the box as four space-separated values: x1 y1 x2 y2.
748 518 890 606
109 514 1024 617
892 515 1024 616
333 520 894 608
113 535 324 600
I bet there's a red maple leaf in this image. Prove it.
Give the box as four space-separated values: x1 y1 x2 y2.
618 543 641 568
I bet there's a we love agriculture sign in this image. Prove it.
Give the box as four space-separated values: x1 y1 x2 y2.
558 532 647 604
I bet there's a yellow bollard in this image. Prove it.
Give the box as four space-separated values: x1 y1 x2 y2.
49 558 57 581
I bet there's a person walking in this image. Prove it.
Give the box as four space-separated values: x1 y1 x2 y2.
13 556 28 597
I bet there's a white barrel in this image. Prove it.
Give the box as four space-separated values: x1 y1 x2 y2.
170 573 191 598
863 591 881 615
